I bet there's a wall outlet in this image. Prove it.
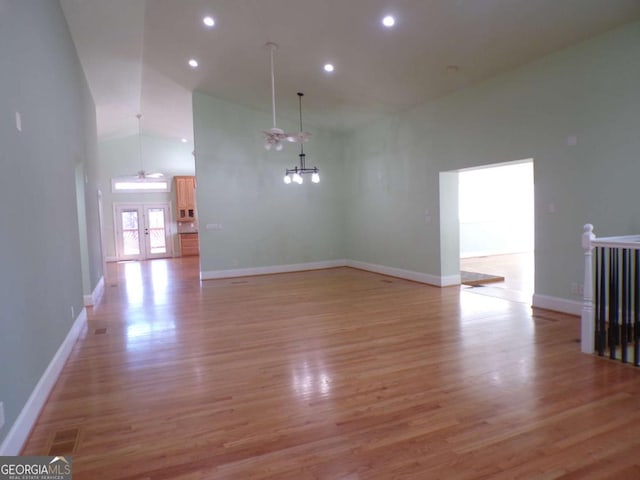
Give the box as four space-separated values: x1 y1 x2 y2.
15 111 22 132
71 306 75 319
571 283 584 296
0 401 5 430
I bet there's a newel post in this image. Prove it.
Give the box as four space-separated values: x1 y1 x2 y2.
581 224 595 354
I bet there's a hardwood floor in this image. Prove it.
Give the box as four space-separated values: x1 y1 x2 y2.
22 259 640 479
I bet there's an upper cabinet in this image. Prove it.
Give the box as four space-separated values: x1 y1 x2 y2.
175 176 197 222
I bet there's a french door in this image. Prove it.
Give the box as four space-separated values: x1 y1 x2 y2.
115 203 172 260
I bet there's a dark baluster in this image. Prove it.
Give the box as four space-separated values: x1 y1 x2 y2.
633 250 640 367
609 248 619 360
595 248 602 355
627 249 633 347
598 247 607 356
621 249 629 363
595 247 601 354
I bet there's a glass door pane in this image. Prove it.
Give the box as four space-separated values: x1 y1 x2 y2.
146 207 167 256
115 203 172 261
121 209 142 257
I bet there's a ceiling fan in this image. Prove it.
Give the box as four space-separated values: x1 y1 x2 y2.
262 42 310 151
131 113 163 179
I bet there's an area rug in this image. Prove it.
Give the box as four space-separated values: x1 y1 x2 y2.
460 270 505 286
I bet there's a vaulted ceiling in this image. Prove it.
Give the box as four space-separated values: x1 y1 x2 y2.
60 0 640 142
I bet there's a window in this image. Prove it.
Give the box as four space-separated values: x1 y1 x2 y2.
111 177 170 193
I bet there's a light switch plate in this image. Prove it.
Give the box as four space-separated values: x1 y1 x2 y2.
15 112 22 132
0 401 5 430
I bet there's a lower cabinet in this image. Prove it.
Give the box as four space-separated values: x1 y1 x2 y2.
179 233 199 256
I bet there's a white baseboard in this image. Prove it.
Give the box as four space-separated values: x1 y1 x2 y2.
200 258 459 287
0 309 87 456
200 260 347 280
346 260 459 287
83 276 104 307
440 274 462 287
532 294 582 316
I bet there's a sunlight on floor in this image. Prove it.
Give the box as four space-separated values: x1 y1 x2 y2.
461 252 534 304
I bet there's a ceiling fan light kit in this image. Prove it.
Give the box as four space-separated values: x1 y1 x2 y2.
264 127 285 151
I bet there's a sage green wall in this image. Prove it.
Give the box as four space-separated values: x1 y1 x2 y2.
344 109 443 275
0 0 99 446
439 172 459 279
193 92 345 272
75 163 91 293
82 90 103 291
344 22 640 300
98 134 195 258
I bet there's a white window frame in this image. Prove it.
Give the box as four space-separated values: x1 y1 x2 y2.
111 177 171 193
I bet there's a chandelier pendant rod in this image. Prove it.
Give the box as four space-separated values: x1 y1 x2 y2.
298 92 305 162
284 92 319 184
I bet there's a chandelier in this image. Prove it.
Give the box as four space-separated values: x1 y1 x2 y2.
284 93 319 184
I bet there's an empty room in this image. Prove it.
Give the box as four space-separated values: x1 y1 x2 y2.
2 1 640 478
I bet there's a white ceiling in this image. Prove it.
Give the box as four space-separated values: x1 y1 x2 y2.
60 0 640 142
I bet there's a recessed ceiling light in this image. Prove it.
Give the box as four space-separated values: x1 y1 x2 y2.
188 58 199 68
181 138 187 143
382 15 395 27
323 63 334 73
203 16 215 27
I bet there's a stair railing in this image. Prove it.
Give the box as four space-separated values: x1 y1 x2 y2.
582 224 640 365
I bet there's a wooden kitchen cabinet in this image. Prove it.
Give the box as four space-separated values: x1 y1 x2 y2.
175 176 196 222
179 233 199 256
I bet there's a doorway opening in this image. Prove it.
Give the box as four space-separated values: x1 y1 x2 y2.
458 160 534 303
114 203 173 261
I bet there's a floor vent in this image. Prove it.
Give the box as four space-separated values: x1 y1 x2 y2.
381 279 393 283
47 427 81 456
231 280 249 285
94 328 107 335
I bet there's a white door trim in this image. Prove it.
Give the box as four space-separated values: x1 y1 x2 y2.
113 202 173 261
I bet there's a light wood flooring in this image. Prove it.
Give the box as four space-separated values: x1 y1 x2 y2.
22 258 640 479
